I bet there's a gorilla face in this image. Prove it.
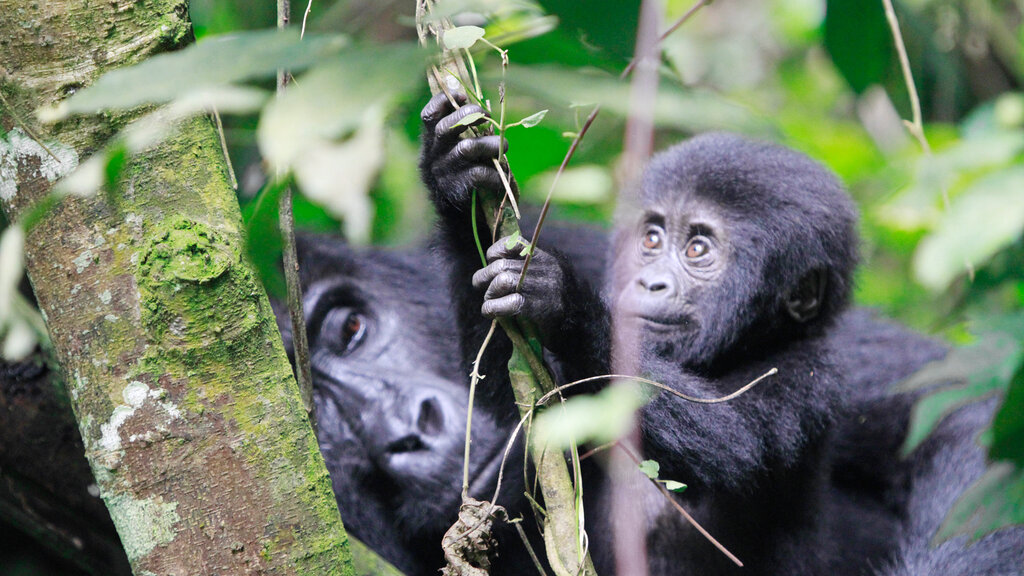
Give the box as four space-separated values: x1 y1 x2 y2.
283 237 513 574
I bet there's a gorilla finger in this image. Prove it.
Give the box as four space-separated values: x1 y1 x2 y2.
486 236 529 262
451 136 508 164
484 271 523 301
436 104 490 141
421 92 467 129
473 258 524 289
482 293 525 319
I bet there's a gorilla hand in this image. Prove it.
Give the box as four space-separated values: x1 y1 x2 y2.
419 92 511 215
472 237 566 340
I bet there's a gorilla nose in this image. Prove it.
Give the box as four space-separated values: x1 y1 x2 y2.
368 390 457 472
637 271 675 296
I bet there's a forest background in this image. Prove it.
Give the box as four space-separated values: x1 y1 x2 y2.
1 0 1022 573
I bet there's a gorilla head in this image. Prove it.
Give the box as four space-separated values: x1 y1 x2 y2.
611 133 859 369
278 235 511 575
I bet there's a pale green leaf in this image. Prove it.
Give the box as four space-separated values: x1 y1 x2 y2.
504 231 521 249
532 383 647 450
913 166 1024 292
2 318 36 362
639 460 660 479
443 26 486 50
0 226 24 326
518 109 548 128
663 480 687 492
45 30 347 120
258 44 423 168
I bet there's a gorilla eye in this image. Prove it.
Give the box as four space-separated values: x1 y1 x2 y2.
685 237 710 259
321 308 368 355
340 313 366 352
642 228 663 251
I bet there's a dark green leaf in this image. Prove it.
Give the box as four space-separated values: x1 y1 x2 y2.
242 178 288 299
989 359 1024 465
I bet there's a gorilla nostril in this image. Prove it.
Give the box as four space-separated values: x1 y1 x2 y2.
640 277 670 293
416 397 445 436
386 434 425 455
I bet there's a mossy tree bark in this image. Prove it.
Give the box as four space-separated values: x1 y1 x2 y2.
0 1 353 574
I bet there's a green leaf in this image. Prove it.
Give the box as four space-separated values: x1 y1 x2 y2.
242 178 288 299
663 480 687 493
518 244 534 257
258 43 424 169
936 462 1024 543
504 231 521 250
990 359 1024 466
900 331 1024 455
532 383 648 450
639 460 660 480
443 26 486 50
913 166 1024 292
454 112 487 128
47 29 348 119
518 109 548 128
505 65 767 134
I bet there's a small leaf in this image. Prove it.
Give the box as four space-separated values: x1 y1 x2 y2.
663 480 687 493
519 244 533 257
518 109 548 128
639 460 660 479
504 231 521 250
454 112 486 128
443 26 486 50
2 318 37 362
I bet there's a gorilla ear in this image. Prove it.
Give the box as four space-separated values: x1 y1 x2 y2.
786 268 827 323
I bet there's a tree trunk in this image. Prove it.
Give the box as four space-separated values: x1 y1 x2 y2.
0 1 353 574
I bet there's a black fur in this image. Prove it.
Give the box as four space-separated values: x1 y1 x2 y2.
419 94 1018 575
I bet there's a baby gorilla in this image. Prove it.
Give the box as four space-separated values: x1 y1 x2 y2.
422 93 870 575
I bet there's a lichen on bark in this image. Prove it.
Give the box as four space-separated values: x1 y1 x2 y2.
0 1 354 574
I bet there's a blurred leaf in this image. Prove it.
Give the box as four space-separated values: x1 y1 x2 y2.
533 383 647 450
877 132 1024 232
505 65 767 134
913 166 1024 292
900 318 1024 454
0 226 24 325
639 460 660 479
291 108 386 244
45 30 347 119
527 165 614 205
2 317 37 361
936 462 1024 543
258 44 424 168
535 0 640 64
444 26 486 50
989 359 1024 465
823 0 891 94
242 178 288 299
